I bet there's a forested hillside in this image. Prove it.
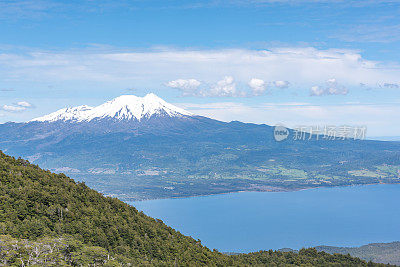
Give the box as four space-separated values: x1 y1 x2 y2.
0 151 392 266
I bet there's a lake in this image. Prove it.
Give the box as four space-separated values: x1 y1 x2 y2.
131 184 400 253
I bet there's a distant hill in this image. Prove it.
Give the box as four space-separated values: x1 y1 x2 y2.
316 242 400 266
0 150 390 266
1 94 400 200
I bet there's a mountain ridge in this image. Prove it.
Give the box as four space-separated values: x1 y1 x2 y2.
31 93 193 123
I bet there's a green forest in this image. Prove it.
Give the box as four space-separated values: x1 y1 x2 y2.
0 150 393 266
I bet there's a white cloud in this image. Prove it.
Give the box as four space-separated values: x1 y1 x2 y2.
2 104 26 112
273 80 290 88
310 86 325 96
168 76 261 97
1 47 399 92
16 101 32 107
167 76 247 97
310 78 348 96
208 76 242 97
248 78 267 96
1 101 34 112
169 77 288 97
166 79 201 96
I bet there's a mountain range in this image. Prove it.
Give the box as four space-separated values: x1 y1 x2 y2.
1 94 399 200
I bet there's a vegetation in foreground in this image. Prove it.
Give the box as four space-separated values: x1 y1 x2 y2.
0 151 393 266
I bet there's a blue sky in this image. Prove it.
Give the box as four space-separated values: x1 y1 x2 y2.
1 0 400 136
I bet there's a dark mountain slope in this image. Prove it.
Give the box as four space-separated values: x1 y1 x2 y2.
0 150 389 266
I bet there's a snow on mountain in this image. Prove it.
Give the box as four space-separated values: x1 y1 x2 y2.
31 93 193 122
31 105 94 122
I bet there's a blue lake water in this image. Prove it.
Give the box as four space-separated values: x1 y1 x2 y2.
131 184 400 253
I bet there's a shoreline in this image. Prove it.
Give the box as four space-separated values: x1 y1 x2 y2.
124 181 400 203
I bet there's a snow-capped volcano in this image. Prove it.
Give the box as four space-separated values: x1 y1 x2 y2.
32 93 193 122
